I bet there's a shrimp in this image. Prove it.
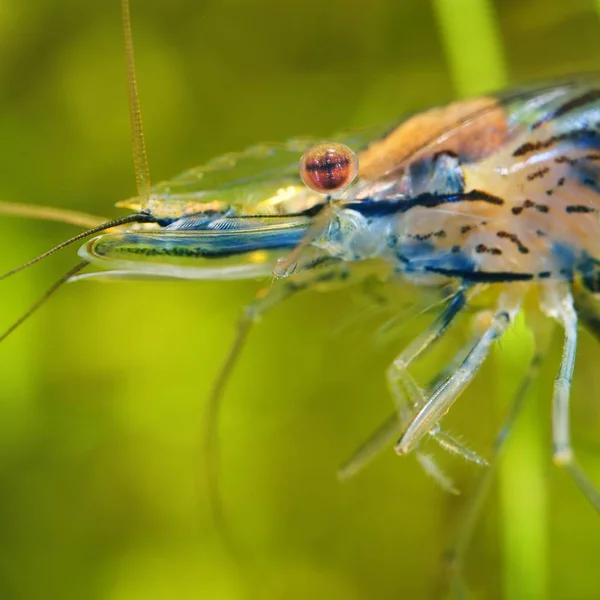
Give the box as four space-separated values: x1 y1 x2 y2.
2 1 600 597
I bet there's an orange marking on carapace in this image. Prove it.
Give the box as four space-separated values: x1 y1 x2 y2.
358 97 508 180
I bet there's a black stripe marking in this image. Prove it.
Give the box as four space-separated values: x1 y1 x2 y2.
304 156 351 171
109 244 295 260
513 129 600 158
423 266 534 283
344 189 504 218
531 89 600 130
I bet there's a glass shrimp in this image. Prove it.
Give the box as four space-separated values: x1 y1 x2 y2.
21 75 600 509
3 0 600 595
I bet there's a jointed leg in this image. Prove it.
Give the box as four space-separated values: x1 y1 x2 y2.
340 289 486 488
544 286 600 513
339 350 485 483
396 292 521 456
387 290 466 422
387 291 485 474
387 289 487 461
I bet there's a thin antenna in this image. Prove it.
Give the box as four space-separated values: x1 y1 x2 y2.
0 261 89 344
121 0 152 204
0 200 108 229
0 213 153 281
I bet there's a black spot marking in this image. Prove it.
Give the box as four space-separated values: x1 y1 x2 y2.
475 244 502 255
555 155 575 166
536 229 546 237
557 177 566 187
566 205 596 213
460 225 473 234
497 230 529 254
538 271 551 278
451 245 461 253
511 199 549 215
526 166 550 181
409 229 447 242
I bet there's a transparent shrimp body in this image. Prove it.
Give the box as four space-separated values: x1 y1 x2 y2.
77 126 388 280
322 78 600 287
75 75 600 508
1 2 599 597
5 49 600 510
82 77 600 291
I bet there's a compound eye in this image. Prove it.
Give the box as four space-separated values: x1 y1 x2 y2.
299 142 358 193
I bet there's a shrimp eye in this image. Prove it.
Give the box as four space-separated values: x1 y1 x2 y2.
299 142 358 193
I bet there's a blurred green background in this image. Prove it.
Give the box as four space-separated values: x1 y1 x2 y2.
1 0 600 598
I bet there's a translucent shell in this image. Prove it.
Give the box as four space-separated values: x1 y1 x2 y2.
299 142 358 193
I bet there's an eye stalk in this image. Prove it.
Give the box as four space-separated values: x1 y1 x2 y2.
299 142 358 193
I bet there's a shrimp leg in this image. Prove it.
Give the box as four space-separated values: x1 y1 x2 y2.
339 349 485 482
545 286 600 513
340 290 481 491
396 293 521 456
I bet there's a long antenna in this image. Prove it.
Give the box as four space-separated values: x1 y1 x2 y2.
121 0 152 205
0 200 108 229
0 213 153 281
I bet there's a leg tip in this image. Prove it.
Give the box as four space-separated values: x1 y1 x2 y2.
553 448 573 467
394 441 408 456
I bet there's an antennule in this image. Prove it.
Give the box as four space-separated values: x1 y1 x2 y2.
0 260 89 344
0 200 108 229
0 213 153 282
